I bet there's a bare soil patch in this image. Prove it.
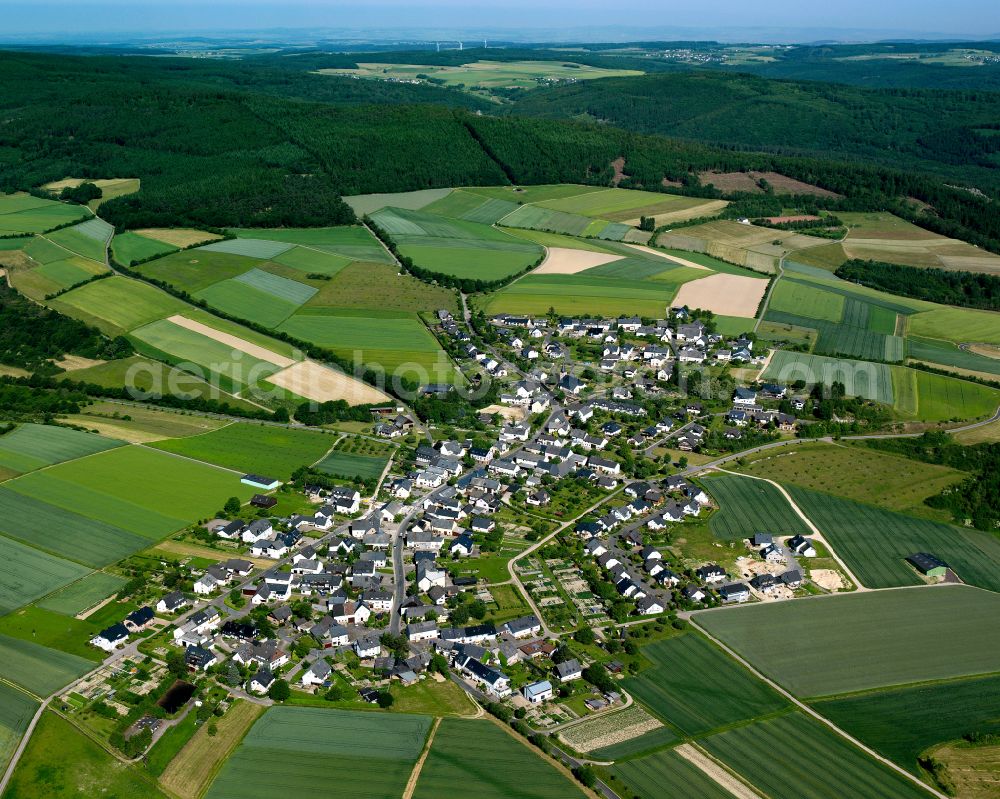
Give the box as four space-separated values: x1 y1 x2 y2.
699 171 763 193
135 228 222 247
968 344 1000 360
662 177 684 188
762 215 822 224
55 355 106 371
167 315 296 367
534 247 624 275
610 157 628 187
480 404 526 422
672 273 768 317
269 360 391 405
810 569 845 591
698 171 840 198
623 244 710 270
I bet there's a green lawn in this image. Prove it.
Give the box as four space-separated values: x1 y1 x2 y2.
53 276 187 334
0 423 122 476
37 572 126 616
611 747 739 799
151 423 335 480
206 707 431 799
0 633 92 697
814 674 1000 776
623 633 789 735
788 485 1000 592
3 711 168 799
413 718 585 799
696 585 1000 697
699 711 930 799
702 474 811 540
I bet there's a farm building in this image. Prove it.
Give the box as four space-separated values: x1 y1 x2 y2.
241 473 282 490
906 552 948 578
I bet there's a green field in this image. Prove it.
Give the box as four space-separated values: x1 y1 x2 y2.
423 189 520 224
151 423 335 480
110 231 177 265
904 368 1000 421
413 718 585 799
37 571 127 615
44 225 107 262
907 306 1000 346
272 246 352 276
0 488 149 567
624 634 789 736
700 712 930 799
229 226 392 261
787 485 1000 591
0 682 38 777
0 424 122 476
196 278 302 328
53 276 187 334
702 474 811 540
0 606 105 661
0 633 92 696
815 674 1000 777
313 450 387 481
0 536 90 613
136 249 258 293
764 350 896 404
343 188 453 216
768 277 845 322
8 445 252 541
0 193 89 233
397 241 540 280
536 187 709 221
3 711 167 799
206 707 431 799
907 336 1000 377
585 725 679 762
305 261 459 316
611 747 742 799
200 237 293 260
697 586 1000 697
483 273 678 317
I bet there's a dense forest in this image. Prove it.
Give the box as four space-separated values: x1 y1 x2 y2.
836 260 1000 311
866 432 1000 531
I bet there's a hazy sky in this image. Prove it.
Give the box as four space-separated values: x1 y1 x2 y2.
1 0 997 40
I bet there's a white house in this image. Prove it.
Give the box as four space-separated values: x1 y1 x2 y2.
90 623 128 652
300 660 332 687
523 680 554 704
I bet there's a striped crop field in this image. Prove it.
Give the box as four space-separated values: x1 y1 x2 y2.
53 276 187 334
0 536 90 613
611 747 745 799
206 707 431 799
702 474 810 540
0 423 122 477
199 238 294 260
37 572 127 616
0 633 92 696
763 351 895 405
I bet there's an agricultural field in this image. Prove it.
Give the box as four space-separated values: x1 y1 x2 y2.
342 187 453 216
0 423 122 477
764 350 901 404
314 450 389 482
610 746 746 799
45 220 111 262
151 422 336 480
532 187 722 224
0 682 38 777
41 176 140 210
3 711 167 799
413 718 585 799
814 674 1000 776
699 712 930 799
702 474 810 540
907 306 1000 346
901 368 1000 422
0 192 90 234
110 230 178 265
499 203 649 244
696 586 1000 697
0 536 90 613
7 244 109 301
36 571 127 616
786 486 1000 591
737 441 965 516
206 707 431 799
64 400 231 443
657 218 819 272
51 276 187 335
371 205 544 281
906 336 1000 378
0 606 105 661
623 633 789 736
558 704 671 755
0 633 92 697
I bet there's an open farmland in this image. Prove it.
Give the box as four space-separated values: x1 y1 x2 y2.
151 422 336 480
499 203 649 243
906 306 1000 346
314 451 388 481
0 536 90 613
0 633 92 697
702 474 810 540
624 633 789 736
423 189 520 224
611 746 749 799
110 231 178 265
0 424 122 477
195 273 308 328
483 271 683 317
532 187 720 223
306 261 459 315
0 682 38 777
8 250 109 301
65 400 230 443
657 219 818 272
738 441 965 516
907 336 1000 378
696 585 1000 697
37 571 127 616
136 249 262 293
343 187 454 216
763 350 896 404
786 486 1000 591
814 674 1000 776
413 718 585 799
902 368 1000 421
0 192 90 234
700 712 930 799
44 221 110 263
206 707 431 799
52 276 187 335
671 272 768 318
229 226 392 262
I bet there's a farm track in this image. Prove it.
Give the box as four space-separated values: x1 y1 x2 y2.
401 717 440 799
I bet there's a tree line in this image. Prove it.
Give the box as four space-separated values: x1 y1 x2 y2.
836 259 1000 311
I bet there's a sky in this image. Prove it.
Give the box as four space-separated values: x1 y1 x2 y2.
0 0 997 41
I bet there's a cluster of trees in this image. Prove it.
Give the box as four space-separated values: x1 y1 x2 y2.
293 399 385 426
0 283 132 373
59 181 101 204
866 431 1000 530
836 259 1000 311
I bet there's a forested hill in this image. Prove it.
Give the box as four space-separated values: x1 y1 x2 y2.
509 72 1000 196
1 49 999 257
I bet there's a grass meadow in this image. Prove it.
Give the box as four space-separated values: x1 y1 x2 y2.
700 712 930 799
787 486 1000 592
623 633 789 736
0 193 89 234
413 718 585 799
696 585 1000 697
206 707 431 799
110 231 177 265
813 674 1000 775
151 423 335 480
483 273 678 317
702 474 810 540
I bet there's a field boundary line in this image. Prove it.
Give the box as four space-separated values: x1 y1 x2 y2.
710 466 867 591
402 716 440 799
0 700 46 795
135 443 246 476
308 433 346 469
688 618 949 799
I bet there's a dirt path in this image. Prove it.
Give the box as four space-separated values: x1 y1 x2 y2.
675 743 763 799
712 466 867 591
402 717 441 799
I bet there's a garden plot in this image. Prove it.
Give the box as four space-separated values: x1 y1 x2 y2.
559 705 666 754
